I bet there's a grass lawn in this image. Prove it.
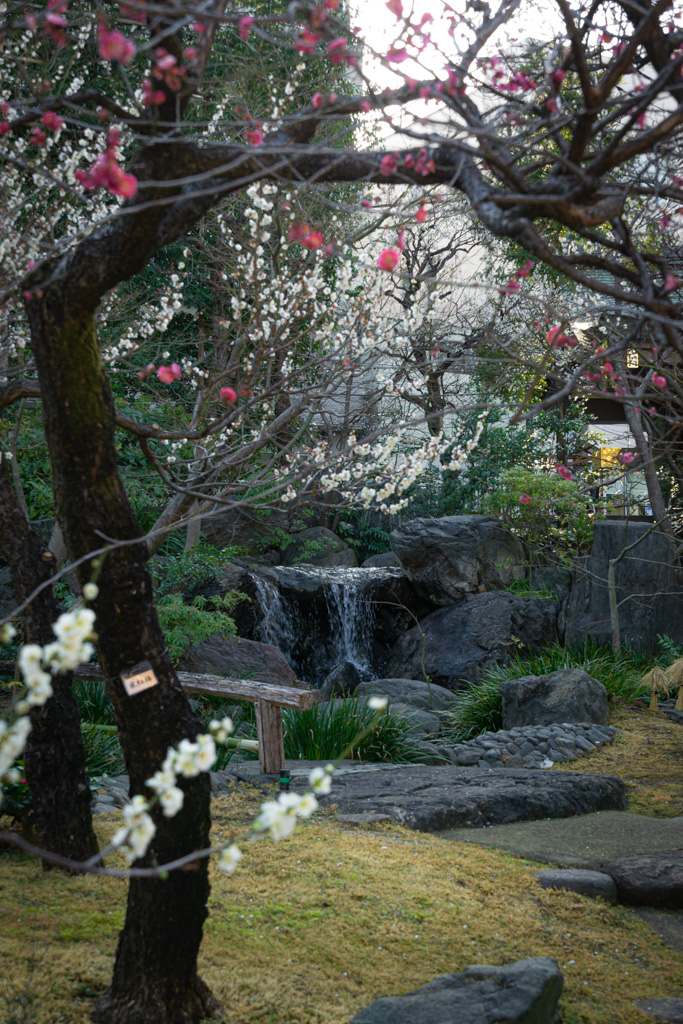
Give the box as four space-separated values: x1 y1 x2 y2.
1 708 681 1024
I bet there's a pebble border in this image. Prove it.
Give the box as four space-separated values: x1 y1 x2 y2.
443 721 617 769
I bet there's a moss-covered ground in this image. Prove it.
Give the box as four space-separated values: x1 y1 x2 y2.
1 707 681 1024
554 706 683 817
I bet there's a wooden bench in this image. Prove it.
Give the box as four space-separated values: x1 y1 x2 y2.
69 664 315 775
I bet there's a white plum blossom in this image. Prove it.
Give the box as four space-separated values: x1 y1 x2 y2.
209 717 234 743
0 623 16 644
368 695 388 711
308 765 334 795
113 795 157 862
159 786 184 818
194 734 217 773
217 844 242 875
83 583 99 601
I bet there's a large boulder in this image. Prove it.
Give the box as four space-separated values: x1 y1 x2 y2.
565 520 683 653
355 677 454 712
279 526 358 568
362 552 400 568
385 592 560 689
349 958 563 1024
604 851 683 908
390 515 526 605
179 634 295 686
499 669 610 728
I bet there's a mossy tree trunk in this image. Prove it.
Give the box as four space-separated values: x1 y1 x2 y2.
25 284 219 1020
0 458 98 866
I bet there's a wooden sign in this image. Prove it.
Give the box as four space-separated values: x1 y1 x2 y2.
121 661 159 696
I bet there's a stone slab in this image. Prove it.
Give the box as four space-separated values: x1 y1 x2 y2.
245 762 626 832
440 811 683 870
634 999 683 1023
533 868 617 903
605 851 683 909
348 957 563 1024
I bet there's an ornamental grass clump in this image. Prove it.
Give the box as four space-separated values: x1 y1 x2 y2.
442 640 650 742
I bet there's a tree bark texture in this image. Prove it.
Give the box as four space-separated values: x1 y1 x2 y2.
25 292 219 1022
0 458 98 865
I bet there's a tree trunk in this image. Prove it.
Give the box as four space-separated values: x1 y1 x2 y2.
0 458 98 866
622 401 672 533
26 297 220 1022
607 558 621 652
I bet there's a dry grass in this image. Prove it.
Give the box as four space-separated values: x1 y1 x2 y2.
1 707 681 1024
0 781 681 1024
553 707 683 817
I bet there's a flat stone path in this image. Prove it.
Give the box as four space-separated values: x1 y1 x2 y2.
440 810 683 869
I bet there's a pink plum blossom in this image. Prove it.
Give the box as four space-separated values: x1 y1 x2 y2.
519 493 532 504
221 387 237 403
556 464 573 480
377 248 401 272
327 38 349 65
41 110 64 131
245 128 264 146
98 24 136 63
157 364 181 384
379 154 397 175
664 273 681 292
652 374 667 388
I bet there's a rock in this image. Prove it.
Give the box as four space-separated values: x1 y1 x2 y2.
362 552 400 568
348 957 563 1024
634 999 683 1023
385 592 560 688
531 567 573 603
279 526 358 568
500 669 610 728
322 661 362 697
308 764 628 831
387 702 441 738
201 506 288 553
533 869 617 903
604 852 683 908
390 514 526 606
179 634 296 687
565 520 683 653
355 677 455 712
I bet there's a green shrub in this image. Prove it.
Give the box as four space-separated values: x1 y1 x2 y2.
479 466 597 566
150 542 239 597
442 640 651 742
156 593 240 663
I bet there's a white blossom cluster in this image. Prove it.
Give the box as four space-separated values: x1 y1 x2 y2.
0 604 97 808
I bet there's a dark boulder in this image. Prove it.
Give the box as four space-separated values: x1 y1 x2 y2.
500 669 610 728
390 514 526 606
385 592 560 689
355 677 454 712
362 552 400 568
322 661 362 697
565 520 683 653
604 851 683 908
279 526 358 567
348 958 563 1024
179 634 296 687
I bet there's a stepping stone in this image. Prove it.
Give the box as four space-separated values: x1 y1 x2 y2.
305 765 627 831
533 868 617 903
349 957 563 1024
605 852 683 909
634 999 683 1023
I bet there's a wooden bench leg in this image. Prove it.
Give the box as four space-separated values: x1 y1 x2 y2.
255 700 285 775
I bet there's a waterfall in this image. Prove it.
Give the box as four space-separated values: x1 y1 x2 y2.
251 565 404 685
252 574 297 659
324 578 376 679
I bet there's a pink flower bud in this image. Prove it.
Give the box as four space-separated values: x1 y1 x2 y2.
221 386 237 403
652 374 667 388
519 493 532 504
238 15 255 39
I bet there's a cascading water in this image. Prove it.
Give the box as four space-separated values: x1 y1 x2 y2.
252 574 297 655
324 576 377 679
250 565 405 685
